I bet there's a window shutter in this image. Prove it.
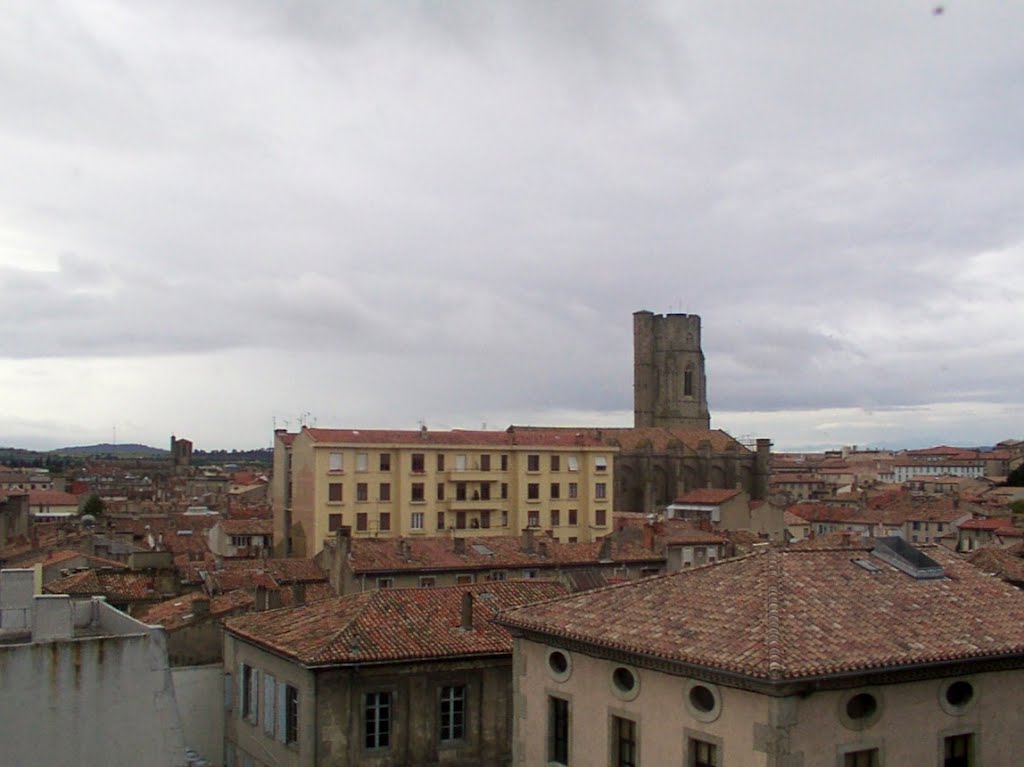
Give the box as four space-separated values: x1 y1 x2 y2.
277 683 288 744
237 662 245 714
263 674 276 735
224 672 233 712
249 668 260 722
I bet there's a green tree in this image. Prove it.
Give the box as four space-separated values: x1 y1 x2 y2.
82 493 105 517
1007 464 1024 487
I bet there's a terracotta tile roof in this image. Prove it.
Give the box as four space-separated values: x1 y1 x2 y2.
784 511 810 526
966 547 1024 583
344 535 662 574
613 515 726 546
671 488 741 505
281 581 335 604
8 548 125 570
785 503 882 525
44 570 162 602
218 557 327 583
497 546 1024 681
906 445 975 457
511 426 748 454
27 490 81 506
660 527 729 546
959 518 1017 531
206 570 279 593
788 497 972 528
225 580 566 666
138 589 255 631
305 427 608 448
787 532 873 550
770 474 825 484
220 518 273 535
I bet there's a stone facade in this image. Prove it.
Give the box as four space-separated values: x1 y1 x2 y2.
613 433 772 510
633 310 710 430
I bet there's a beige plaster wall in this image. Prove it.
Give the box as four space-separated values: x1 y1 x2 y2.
514 638 770 767
224 633 317 767
515 638 1024 767
789 669 1024 766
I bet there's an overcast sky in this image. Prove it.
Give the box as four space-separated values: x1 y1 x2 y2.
2 1 1023 453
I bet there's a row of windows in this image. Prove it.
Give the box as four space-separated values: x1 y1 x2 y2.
328 508 607 533
375 569 543 589
840 733 974 767
326 480 606 503
328 451 606 474
236 664 298 747
547 698 717 767
364 687 466 750
547 695 975 767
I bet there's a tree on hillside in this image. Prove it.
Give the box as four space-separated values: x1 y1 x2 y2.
82 494 105 517
1007 464 1024 487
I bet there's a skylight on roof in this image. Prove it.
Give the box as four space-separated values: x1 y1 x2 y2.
872 537 945 580
471 544 495 556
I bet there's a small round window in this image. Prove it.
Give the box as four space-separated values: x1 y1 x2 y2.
839 689 882 730
946 681 973 707
683 680 722 723
940 679 976 716
609 665 641 701
690 685 716 713
546 648 572 682
846 693 877 720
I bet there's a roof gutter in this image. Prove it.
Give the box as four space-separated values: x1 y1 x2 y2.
501 625 1024 696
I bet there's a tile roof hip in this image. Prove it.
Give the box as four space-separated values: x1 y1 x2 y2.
496 546 1024 681
225 580 567 665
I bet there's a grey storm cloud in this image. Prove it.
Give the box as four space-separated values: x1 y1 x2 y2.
1 0 1023 449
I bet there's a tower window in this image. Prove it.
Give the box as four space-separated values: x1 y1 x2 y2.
684 369 694 396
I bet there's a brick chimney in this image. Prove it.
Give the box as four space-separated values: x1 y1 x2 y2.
521 528 535 554
598 536 612 561
454 537 466 555
460 591 473 631
642 522 656 552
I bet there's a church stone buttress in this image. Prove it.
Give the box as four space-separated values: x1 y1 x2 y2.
633 310 711 430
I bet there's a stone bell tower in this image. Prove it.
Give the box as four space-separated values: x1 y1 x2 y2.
633 311 710 429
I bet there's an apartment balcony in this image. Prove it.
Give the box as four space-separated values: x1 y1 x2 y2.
443 497 508 510
444 470 499 483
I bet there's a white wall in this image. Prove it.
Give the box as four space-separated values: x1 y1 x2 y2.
172 664 225 766
0 629 187 767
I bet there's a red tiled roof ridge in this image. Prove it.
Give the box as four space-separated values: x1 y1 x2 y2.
765 549 784 679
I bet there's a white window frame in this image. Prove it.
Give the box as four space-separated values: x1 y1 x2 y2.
329 452 343 472
411 511 424 530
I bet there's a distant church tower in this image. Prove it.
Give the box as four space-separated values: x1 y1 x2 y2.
633 310 710 429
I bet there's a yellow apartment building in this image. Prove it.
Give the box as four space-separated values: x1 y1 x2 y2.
272 426 616 556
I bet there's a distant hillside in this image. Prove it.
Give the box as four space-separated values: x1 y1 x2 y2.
51 443 169 457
